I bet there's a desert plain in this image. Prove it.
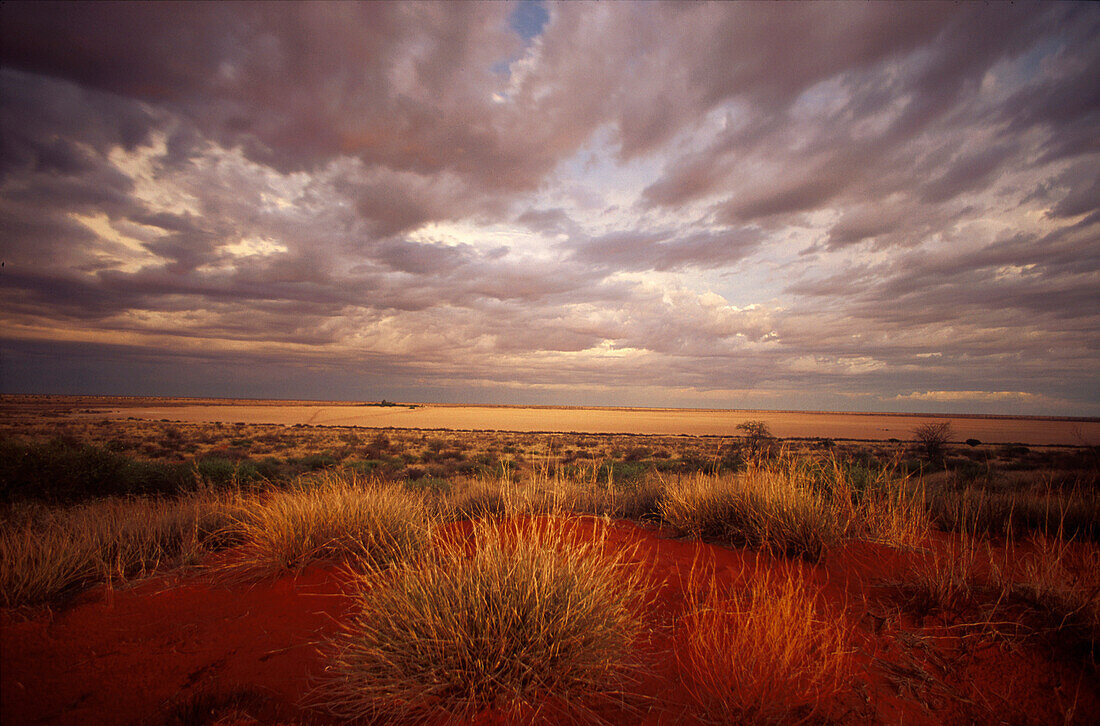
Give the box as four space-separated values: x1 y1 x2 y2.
92 399 1100 445
1 395 1098 725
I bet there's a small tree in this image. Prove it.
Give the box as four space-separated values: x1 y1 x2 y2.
912 422 953 461
737 420 775 460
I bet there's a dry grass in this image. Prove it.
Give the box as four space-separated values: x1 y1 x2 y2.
851 482 932 551
228 474 431 577
900 532 994 616
678 560 852 724
0 494 238 607
925 482 1100 541
995 533 1100 662
658 455 932 560
443 464 661 523
659 465 842 560
894 526 1100 664
317 517 648 724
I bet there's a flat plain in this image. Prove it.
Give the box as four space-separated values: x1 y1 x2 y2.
83 397 1100 445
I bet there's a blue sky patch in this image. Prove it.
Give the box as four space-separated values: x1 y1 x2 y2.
510 0 549 41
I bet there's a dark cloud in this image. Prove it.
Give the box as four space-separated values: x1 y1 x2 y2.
721 172 848 223
638 3 1095 240
0 2 1097 414
916 144 1012 204
516 208 579 236
567 227 763 272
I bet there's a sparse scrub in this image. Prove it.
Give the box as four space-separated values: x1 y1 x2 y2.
443 465 663 523
318 517 647 723
898 532 994 616
924 482 1100 541
230 474 431 576
0 494 239 607
995 534 1100 662
678 562 851 724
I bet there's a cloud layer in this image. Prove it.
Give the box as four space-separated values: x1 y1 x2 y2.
1 1 1097 414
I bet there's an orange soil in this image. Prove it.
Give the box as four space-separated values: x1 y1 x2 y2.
3 520 1097 725
92 402 1098 446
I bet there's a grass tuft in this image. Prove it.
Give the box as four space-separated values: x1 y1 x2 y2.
659 466 841 560
317 517 648 724
0 494 238 607
898 532 993 617
229 474 431 577
678 561 851 724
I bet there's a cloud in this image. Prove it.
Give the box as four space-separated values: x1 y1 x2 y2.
566 227 764 272
1 2 1097 415
895 391 1038 403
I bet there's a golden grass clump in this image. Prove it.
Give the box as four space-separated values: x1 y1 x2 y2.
658 455 932 559
678 562 851 725
850 481 931 551
659 466 841 560
317 517 648 724
0 494 238 607
230 474 431 576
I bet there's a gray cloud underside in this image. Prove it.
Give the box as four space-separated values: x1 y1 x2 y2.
1 2 1097 412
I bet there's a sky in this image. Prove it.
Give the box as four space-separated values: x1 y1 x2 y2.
0 1 1098 415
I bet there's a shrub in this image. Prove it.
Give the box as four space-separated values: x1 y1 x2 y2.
298 453 338 471
597 460 647 484
317 517 647 723
737 420 776 460
195 457 259 487
0 438 193 502
913 422 953 462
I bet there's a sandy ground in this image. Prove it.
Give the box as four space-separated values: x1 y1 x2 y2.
4 518 1096 725
97 403 1099 446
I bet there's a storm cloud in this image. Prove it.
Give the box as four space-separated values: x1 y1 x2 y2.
1 1 1097 414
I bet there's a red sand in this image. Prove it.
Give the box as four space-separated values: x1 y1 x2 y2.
1 566 354 725
3 520 1097 724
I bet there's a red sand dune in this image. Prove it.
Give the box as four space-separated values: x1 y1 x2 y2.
3 519 1097 724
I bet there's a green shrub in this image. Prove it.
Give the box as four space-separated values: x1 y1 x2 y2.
195 457 259 487
0 438 193 503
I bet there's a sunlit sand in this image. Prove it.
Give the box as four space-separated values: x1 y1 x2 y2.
101 402 1097 446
